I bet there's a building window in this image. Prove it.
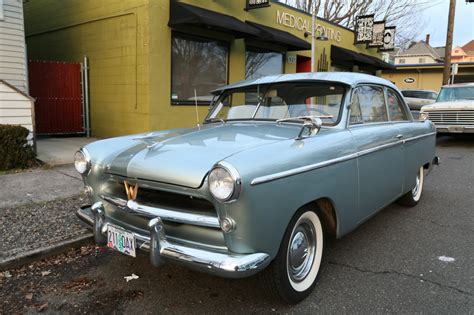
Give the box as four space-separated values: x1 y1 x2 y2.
245 49 283 80
418 58 425 63
398 58 405 64
171 33 228 105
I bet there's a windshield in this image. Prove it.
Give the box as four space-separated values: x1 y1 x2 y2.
436 86 474 102
206 82 346 125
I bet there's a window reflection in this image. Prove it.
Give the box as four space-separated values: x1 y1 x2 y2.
171 34 228 104
245 50 283 80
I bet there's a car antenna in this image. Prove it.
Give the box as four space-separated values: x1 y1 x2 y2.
194 89 200 130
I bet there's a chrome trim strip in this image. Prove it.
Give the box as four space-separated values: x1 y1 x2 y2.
251 132 437 185
127 200 220 229
251 153 358 185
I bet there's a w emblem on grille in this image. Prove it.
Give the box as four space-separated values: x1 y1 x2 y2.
124 181 139 201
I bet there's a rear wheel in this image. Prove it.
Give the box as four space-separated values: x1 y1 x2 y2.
260 208 324 303
397 166 424 207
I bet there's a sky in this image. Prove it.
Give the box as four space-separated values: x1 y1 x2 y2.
416 0 474 48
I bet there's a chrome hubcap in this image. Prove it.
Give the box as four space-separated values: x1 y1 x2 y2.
412 172 420 198
288 220 316 282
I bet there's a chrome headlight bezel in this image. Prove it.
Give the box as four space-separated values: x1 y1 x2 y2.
208 161 241 203
74 148 91 175
419 111 429 121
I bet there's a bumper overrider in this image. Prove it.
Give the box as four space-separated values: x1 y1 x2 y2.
76 201 271 278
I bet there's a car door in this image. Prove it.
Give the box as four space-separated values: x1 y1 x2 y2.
385 87 427 193
348 85 404 223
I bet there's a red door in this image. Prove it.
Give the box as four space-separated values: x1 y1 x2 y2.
296 56 311 73
28 60 83 135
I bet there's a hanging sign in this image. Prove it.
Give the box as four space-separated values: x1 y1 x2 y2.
355 14 374 43
379 26 396 51
368 21 385 48
245 0 270 10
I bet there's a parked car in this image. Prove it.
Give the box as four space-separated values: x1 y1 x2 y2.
401 89 438 111
420 83 474 133
75 73 438 303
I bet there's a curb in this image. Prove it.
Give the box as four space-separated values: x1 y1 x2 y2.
0 233 94 271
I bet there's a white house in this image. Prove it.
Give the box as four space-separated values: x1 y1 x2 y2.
0 0 34 144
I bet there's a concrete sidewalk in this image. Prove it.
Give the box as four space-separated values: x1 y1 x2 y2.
0 165 84 208
0 165 92 269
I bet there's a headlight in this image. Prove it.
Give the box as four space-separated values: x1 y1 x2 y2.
419 112 429 121
74 149 91 175
208 162 241 202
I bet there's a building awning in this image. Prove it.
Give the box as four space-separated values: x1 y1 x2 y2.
331 46 395 70
246 21 311 51
169 1 260 38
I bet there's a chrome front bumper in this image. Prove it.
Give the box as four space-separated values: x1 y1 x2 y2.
76 202 270 278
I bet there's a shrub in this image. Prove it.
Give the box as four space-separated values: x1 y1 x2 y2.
0 124 36 171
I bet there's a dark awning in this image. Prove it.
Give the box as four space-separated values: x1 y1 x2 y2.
246 21 311 51
169 0 260 38
331 46 395 70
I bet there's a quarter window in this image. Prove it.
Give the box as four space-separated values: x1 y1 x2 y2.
350 86 388 124
171 33 228 104
386 89 408 121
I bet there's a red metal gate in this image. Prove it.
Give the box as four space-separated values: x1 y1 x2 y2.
28 60 84 135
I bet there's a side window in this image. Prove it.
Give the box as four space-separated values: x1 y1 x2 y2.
350 86 388 125
386 88 408 121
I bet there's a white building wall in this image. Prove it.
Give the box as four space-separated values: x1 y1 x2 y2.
0 0 28 93
0 81 34 143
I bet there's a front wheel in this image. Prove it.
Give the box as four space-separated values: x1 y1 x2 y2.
260 208 324 303
397 166 424 207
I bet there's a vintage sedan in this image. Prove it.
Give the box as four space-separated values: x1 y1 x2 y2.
75 73 438 303
420 83 474 133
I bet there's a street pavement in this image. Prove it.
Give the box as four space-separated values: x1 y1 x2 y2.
1 134 473 313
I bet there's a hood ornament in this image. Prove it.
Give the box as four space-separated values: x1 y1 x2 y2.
124 180 139 201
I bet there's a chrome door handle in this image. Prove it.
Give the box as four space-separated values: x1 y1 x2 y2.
396 134 403 139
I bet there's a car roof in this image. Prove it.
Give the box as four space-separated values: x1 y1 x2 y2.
212 72 399 94
441 82 474 88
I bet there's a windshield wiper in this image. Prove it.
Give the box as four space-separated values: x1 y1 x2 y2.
276 115 333 124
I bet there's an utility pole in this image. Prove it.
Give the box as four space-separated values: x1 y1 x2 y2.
311 1 317 72
443 0 456 85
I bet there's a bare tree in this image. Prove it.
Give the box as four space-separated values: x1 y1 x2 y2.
278 0 441 48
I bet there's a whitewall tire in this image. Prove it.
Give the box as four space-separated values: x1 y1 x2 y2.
397 166 424 207
261 208 324 303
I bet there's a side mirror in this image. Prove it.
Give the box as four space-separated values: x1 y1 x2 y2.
296 117 322 140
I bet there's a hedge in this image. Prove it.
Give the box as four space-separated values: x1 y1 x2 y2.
0 124 36 171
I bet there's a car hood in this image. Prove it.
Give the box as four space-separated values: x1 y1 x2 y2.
422 100 474 111
104 123 298 188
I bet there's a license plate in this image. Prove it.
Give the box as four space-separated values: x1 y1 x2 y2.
448 126 464 133
107 225 136 257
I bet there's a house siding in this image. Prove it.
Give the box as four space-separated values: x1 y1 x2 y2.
0 81 34 142
0 0 28 93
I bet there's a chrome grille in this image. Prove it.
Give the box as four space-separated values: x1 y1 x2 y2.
427 111 474 125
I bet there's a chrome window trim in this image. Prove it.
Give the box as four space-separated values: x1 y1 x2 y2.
250 132 436 185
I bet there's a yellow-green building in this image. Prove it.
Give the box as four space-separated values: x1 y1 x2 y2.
382 62 474 92
24 0 392 138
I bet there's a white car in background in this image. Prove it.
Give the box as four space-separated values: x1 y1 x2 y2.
420 83 474 134
401 89 438 111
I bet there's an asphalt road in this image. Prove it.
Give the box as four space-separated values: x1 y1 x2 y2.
1 134 473 314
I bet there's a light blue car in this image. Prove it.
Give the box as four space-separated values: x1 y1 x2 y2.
75 72 438 303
